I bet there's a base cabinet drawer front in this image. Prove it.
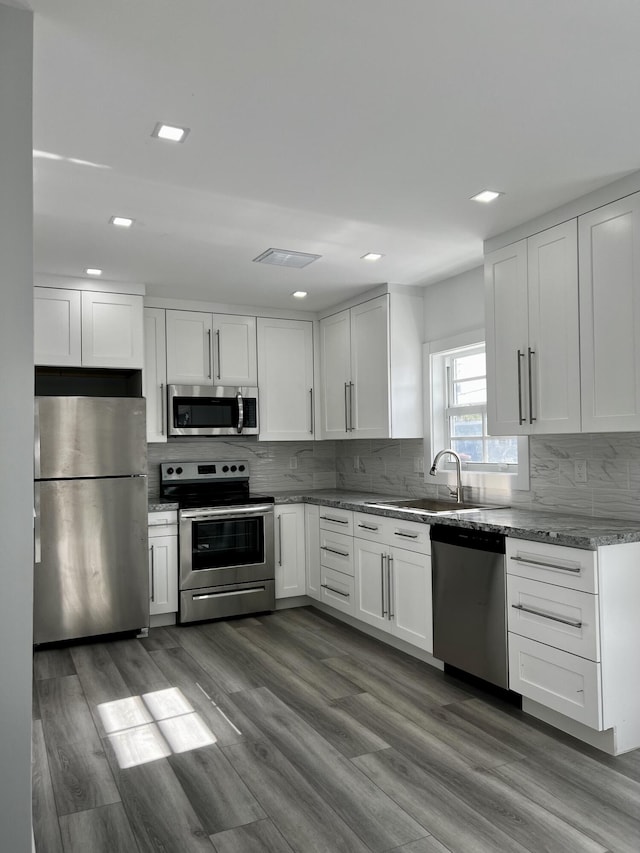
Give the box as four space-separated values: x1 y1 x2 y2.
507 575 600 661
319 509 354 535
387 519 431 554
320 567 355 615
506 538 597 593
320 530 354 575
353 512 387 543
509 634 603 729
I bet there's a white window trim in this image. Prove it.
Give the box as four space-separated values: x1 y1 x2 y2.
423 329 529 491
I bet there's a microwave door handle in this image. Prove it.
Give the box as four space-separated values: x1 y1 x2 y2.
236 391 244 434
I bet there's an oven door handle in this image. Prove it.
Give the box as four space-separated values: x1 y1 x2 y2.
180 504 274 520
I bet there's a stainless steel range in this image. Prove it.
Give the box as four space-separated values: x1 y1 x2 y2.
160 460 275 624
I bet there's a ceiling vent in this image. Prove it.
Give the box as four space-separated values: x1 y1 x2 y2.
253 248 321 269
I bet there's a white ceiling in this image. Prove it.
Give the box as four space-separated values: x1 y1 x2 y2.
30 0 640 312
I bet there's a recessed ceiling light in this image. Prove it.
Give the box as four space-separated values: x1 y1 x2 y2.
253 248 321 269
292 291 308 299
110 216 134 228
470 189 503 203
85 268 102 276
361 253 384 261
151 122 190 143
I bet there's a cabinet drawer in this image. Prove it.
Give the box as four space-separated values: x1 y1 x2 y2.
386 518 430 554
148 511 178 538
353 512 386 543
320 567 355 616
509 633 602 729
320 530 354 576
319 508 353 535
507 575 600 661
506 538 597 593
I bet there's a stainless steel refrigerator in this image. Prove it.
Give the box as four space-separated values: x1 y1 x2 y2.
34 396 148 644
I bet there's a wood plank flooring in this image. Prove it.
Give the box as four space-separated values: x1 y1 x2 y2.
32 606 640 853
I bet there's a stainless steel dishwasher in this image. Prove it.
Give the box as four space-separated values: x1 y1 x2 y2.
431 525 508 689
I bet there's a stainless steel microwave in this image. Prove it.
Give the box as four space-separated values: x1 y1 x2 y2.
167 385 259 436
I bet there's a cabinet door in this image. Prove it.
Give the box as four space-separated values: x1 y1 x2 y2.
319 309 351 438
34 287 82 366
391 547 432 652
485 240 529 435
275 504 306 598
354 538 390 633
148 534 178 615
166 309 213 385
579 194 640 431
143 308 167 443
81 292 144 368
257 318 314 440
350 296 390 438
212 314 257 386
304 504 321 600
527 221 580 433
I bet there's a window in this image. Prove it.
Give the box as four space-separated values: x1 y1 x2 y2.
424 330 529 490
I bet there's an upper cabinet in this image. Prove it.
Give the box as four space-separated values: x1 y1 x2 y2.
319 292 423 440
34 287 144 369
166 310 257 386
143 307 167 443
579 193 640 432
257 318 314 441
485 220 580 435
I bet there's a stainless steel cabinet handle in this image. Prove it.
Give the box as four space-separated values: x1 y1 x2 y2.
309 388 314 434
381 553 387 616
320 545 349 557
517 349 525 425
277 515 283 566
349 381 355 432
387 555 394 619
344 382 350 432
511 603 583 629
150 545 155 602
528 347 536 424
215 329 221 380
34 482 41 564
160 382 166 435
320 515 348 524
207 329 213 379
394 531 419 539
510 555 581 574
358 523 379 531
321 583 349 598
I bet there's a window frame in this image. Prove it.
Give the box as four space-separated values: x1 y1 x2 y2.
423 329 529 491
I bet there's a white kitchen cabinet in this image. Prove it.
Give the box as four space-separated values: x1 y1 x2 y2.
166 309 257 386
353 512 432 652
34 287 144 369
485 220 580 435
319 292 423 440
275 504 306 599
304 504 321 600
34 287 82 366
143 307 167 443
257 318 314 440
148 512 178 616
579 192 640 431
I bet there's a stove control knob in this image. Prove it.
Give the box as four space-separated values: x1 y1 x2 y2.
239 464 245 472
166 467 174 475
230 465 237 472
176 467 183 475
222 465 229 473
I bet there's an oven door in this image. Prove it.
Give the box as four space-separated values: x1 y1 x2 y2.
179 504 274 590
168 385 259 436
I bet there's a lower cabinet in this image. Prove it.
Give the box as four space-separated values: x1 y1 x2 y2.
148 511 178 616
275 504 306 598
304 504 321 600
318 508 355 615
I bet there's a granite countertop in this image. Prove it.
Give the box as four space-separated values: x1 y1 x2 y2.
271 489 640 549
148 501 179 513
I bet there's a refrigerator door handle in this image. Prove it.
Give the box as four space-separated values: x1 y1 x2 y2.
34 399 41 479
34 482 41 564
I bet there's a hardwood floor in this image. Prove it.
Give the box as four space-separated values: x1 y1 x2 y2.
32 607 640 853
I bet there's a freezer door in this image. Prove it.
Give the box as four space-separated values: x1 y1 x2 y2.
34 476 149 643
36 396 146 478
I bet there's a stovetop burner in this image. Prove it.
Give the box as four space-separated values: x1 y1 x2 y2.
159 459 274 509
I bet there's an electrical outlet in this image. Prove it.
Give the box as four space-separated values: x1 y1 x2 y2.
574 460 587 483
289 457 298 470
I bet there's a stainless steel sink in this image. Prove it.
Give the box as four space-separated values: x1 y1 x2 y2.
363 497 505 515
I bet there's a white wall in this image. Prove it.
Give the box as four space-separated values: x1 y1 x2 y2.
0 4 34 851
423 265 484 342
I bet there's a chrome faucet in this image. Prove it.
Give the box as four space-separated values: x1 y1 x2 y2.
429 449 464 503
